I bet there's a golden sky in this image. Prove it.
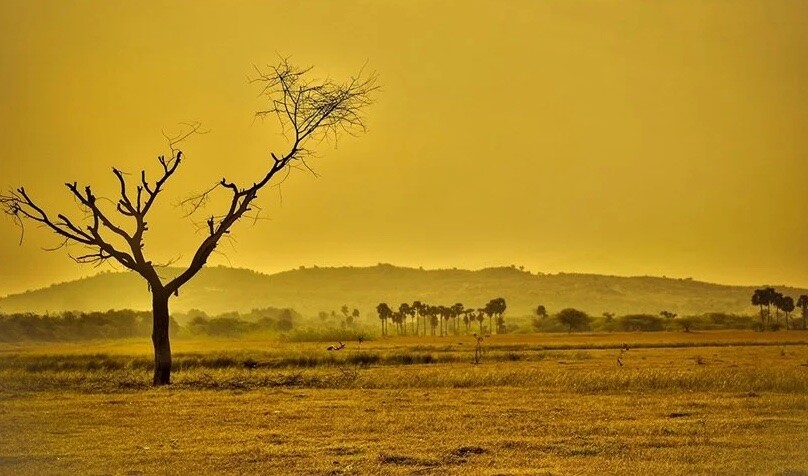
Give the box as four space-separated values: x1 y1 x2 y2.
1 0 806 296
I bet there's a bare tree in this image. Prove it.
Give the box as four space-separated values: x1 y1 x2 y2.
0 59 377 385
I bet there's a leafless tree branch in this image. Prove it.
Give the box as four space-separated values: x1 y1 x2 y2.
168 59 376 295
1 60 376 301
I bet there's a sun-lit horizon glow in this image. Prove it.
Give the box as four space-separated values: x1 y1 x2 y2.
1 1 806 296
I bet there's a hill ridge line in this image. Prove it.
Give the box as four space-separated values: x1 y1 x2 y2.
1 264 805 317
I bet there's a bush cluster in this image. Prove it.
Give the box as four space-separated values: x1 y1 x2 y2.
532 310 760 333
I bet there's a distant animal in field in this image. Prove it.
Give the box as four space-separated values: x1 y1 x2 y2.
327 342 346 351
622 343 629 352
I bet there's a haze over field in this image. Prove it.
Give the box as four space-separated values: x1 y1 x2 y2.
2 3 808 473
2 264 805 317
1 1 807 297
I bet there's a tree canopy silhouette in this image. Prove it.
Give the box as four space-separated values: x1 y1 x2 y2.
0 59 377 385
557 308 591 333
797 295 808 330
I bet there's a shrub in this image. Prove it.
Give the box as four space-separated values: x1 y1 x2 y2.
617 314 665 332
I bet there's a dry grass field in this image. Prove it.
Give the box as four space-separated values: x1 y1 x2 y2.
1 331 807 475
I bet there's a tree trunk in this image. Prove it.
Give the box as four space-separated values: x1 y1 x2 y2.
151 291 172 386
759 305 764 329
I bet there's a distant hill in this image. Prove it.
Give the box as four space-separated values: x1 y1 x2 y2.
0 264 804 318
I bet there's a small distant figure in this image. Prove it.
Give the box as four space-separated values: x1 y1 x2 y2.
473 334 485 364
617 343 629 367
327 342 346 351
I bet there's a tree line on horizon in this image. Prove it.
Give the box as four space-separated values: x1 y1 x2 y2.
0 307 299 342
375 298 507 337
4 290 806 344
531 306 766 333
0 310 175 342
532 288 808 334
751 287 808 331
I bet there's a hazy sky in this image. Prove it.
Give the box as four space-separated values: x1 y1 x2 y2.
1 0 806 296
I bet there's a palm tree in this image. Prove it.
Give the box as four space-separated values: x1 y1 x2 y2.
398 303 411 336
462 309 472 333
392 311 406 335
423 305 436 336
797 295 808 330
772 291 785 327
753 287 778 329
780 295 795 330
483 302 494 334
421 302 431 336
376 302 392 336
411 300 423 336
494 297 507 333
752 288 768 329
437 305 450 336
485 297 507 334
476 307 485 334
451 303 464 335
764 287 778 327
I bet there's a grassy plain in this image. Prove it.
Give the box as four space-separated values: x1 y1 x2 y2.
1 331 807 475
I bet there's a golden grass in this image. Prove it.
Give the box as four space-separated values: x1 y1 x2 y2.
2 329 804 356
1 330 807 474
1 388 806 475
